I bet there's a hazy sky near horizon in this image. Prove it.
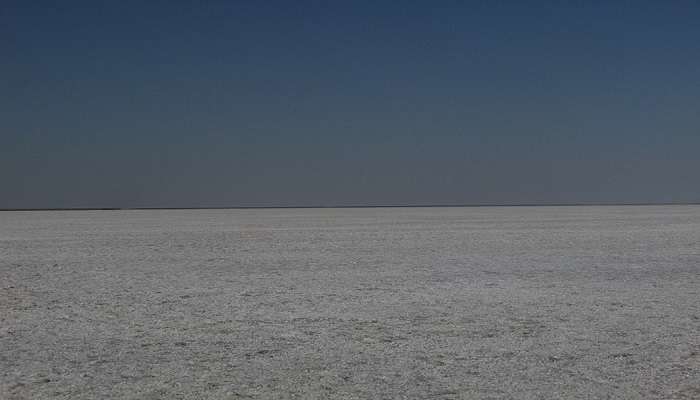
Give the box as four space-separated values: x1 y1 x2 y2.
3 1 700 208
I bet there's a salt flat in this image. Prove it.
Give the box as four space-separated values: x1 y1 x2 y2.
1 206 699 399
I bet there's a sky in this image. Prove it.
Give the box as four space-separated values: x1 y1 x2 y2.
2 1 699 208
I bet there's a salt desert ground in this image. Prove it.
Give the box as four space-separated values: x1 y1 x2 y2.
1 206 699 399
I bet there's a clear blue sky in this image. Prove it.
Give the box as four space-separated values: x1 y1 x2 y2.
2 1 699 208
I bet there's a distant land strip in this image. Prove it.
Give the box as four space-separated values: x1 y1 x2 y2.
1 202 699 212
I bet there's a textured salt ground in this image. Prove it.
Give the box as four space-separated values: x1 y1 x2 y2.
1 206 699 399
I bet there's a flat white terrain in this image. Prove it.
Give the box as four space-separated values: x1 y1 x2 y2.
1 206 699 399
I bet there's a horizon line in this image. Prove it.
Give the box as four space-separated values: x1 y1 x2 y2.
1 202 699 212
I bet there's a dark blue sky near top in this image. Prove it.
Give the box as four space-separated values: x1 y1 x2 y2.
2 1 699 208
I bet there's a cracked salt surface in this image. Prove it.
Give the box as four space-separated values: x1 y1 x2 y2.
1 206 699 399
